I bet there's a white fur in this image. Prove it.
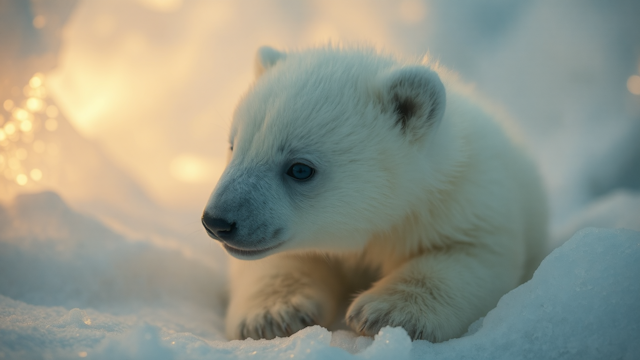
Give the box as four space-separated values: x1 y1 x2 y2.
205 46 548 342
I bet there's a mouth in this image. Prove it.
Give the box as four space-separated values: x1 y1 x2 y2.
222 241 285 258
202 219 286 258
203 226 220 240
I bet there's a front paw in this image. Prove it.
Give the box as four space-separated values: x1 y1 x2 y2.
228 293 323 340
346 292 433 341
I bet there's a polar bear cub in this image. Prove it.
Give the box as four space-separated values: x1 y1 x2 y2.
202 46 547 342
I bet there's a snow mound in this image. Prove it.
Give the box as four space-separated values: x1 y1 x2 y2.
1 192 638 359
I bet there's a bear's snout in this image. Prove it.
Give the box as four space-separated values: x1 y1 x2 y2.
202 213 237 242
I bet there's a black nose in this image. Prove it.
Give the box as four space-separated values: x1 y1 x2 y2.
202 213 237 241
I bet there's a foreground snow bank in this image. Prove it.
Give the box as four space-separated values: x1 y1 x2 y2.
0 193 639 359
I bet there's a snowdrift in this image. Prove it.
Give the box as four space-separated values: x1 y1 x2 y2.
2 1 640 359
1 192 638 359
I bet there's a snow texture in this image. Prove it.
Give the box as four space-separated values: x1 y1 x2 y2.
1 0 640 359
1 192 639 359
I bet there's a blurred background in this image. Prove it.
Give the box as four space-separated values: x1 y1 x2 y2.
1 0 639 243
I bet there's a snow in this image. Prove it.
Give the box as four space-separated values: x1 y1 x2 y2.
1 0 640 359
2 193 639 359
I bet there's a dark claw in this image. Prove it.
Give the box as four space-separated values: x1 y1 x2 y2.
367 318 382 333
299 313 313 327
359 322 367 333
348 307 363 325
304 314 315 326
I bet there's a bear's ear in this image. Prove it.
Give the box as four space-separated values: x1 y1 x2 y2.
254 46 286 78
378 66 446 141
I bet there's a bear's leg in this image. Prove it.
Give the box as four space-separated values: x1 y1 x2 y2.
226 253 344 340
345 247 520 342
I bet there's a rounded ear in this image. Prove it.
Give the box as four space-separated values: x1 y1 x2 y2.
254 46 286 78
378 66 446 142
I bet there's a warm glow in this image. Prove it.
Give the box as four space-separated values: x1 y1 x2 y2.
48 143 59 155
46 105 59 118
4 122 16 135
26 97 44 112
16 148 28 160
136 0 183 12
30 168 42 181
628 75 640 95
32 15 46 29
3 99 14 111
45 119 58 131
398 0 427 24
16 173 28 186
8 158 19 170
170 154 216 183
20 120 33 132
78 351 88 358
33 140 46 153
30 73 45 88
13 108 29 121
0 130 5 141
94 14 117 38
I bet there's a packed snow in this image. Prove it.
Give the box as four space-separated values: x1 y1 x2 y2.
1 193 638 359
1 0 640 359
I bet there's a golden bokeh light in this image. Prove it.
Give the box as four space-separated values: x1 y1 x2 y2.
13 108 29 121
30 168 42 181
628 75 640 95
3 99 14 111
45 119 58 131
0 114 4 125
16 173 28 186
0 130 5 141
26 97 44 112
20 120 33 132
30 73 45 88
4 122 16 135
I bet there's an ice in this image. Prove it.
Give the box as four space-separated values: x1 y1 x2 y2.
2 0 640 358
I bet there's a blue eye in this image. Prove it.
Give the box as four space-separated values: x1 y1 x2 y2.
286 163 314 180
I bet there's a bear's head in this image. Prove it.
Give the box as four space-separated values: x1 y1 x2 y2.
202 46 446 259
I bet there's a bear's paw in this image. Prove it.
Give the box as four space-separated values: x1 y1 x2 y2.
346 291 448 342
231 293 323 340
